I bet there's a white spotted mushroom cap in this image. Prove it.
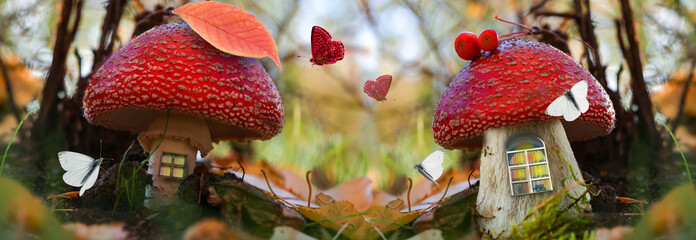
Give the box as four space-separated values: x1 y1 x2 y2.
83 22 284 142
433 38 615 150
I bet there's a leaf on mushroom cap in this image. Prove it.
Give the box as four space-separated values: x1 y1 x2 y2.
173 1 282 70
82 21 284 143
432 38 616 150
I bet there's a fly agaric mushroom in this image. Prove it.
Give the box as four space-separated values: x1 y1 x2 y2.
83 22 284 199
432 38 614 237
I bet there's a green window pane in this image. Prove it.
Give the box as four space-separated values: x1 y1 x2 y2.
162 154 172 164
512 182 530 195
174 155 186 165
160 166 171 176
508 152 526 166
527 150 546 164
510 167 528 181
173 167 185 178
530 165 550 178
532 179 553 193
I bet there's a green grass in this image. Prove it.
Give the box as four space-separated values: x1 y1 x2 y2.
0 107 36 178
254 99 459 189
657 119 692 184
113 106 171 211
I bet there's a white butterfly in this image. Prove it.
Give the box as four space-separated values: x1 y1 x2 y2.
414 149 445 187
545 80 589 121
58 151 104 196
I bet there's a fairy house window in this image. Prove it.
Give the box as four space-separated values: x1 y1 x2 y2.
159 152 186 179
506 133 553 196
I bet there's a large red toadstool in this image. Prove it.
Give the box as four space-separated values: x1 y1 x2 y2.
83 22 284 199
432 38 614 236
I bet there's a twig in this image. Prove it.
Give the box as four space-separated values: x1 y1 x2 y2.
260 169 278 198
437 177 454 204
306 170 313 207
401 0 449 86
406 178 413 212
617 0 657 137
237 160 245 181
467 169 475 187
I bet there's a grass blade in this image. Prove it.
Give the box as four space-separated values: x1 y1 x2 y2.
0 107 37 177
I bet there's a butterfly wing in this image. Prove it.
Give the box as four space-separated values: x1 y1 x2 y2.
58 151 95 187
79 160 101 196
310 26 332 64
58 151 94 171
62 165 92 187
419 149 445 181
544 93 570 117
374 75 392 100
332 41 345 61
363 80 376 97
563 100 582 121
79 160 102 196
570 80 589 113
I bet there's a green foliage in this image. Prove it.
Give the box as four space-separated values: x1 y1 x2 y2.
255 99 459 189
506 155 595 239
0 107 35 177
508 187 593 239
113 106 171 211
657 119 692 184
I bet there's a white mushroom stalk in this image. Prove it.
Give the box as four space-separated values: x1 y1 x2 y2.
476 120 588 236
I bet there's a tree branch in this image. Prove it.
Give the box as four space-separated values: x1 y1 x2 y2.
618 0 656 137
36 0 83 130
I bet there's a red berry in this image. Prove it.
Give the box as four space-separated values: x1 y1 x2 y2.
454 32 481 60
478 29 499 51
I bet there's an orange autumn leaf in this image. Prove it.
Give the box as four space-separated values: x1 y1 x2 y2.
173 1 282 70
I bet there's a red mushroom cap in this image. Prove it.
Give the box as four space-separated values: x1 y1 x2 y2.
433 38 615 149
83 21 284 142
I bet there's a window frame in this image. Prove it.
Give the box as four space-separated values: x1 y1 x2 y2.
506 132 553 196
159 152 187 179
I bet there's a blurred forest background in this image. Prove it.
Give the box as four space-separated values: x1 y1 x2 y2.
0 0 695 208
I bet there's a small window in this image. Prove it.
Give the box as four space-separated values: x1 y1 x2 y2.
160 153 186 179
506 133 553 196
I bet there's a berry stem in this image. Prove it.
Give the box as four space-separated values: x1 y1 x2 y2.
494 15 533 31
499 30 530 40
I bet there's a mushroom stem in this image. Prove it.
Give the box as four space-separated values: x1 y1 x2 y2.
475 120 589 237
138 111 213 198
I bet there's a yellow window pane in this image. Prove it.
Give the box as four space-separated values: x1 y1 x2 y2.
532 179 553 193
160 166 171 176
174 155 186 165
162 154 173 164
173 167 185 178
530 165 550 178
527 150 546 164
510 167 528 181
508 152 526 166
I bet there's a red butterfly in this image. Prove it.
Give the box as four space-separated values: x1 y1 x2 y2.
363 75 392 101
310 26 345 66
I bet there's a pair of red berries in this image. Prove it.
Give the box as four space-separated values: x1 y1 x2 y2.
454 29 499 60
